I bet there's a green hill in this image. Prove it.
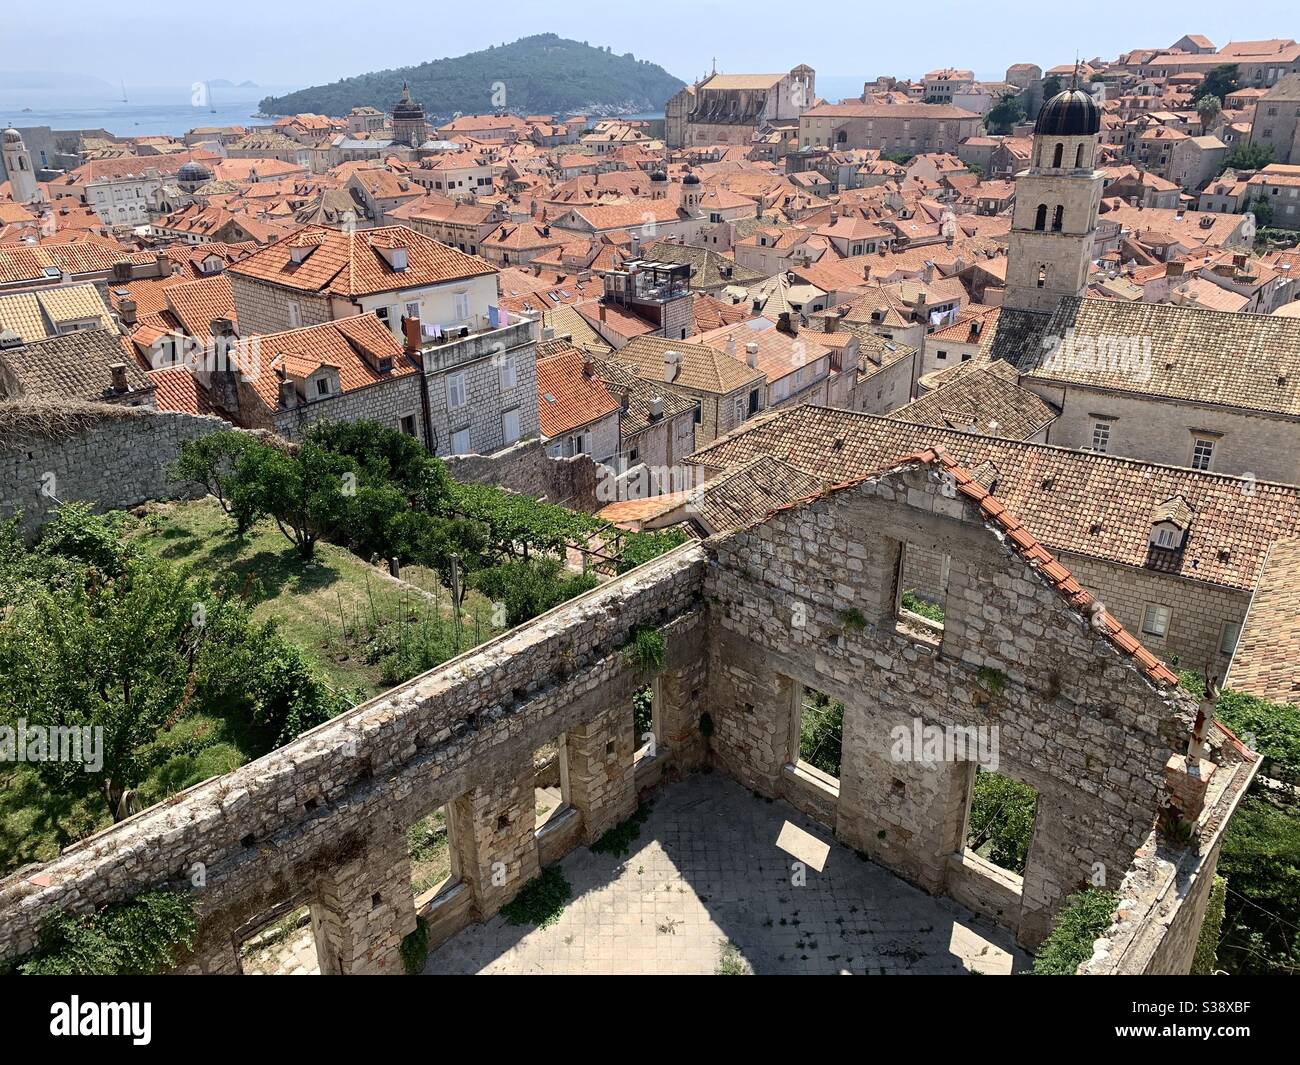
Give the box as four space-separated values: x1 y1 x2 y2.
260 34 684 120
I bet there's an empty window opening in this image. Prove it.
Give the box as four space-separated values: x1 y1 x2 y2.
795 684 844 781
1033 203 1047 231
633 678 664 762
408 805 459 906
1052 142 1064 168
895 542 949 645
964 767 1038 879
238 904 319 976
1051 205 1064 232
533 736 571 831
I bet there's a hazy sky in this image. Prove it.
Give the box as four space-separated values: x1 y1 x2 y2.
10 0 1300 89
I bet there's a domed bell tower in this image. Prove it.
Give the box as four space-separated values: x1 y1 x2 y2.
1003 81 1104 314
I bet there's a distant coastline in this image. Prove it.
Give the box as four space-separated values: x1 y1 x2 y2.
0 85 299 138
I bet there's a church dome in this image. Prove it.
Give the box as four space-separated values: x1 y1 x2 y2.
3 129 23 147
649 169 668 182
178 160 213 183
1034 88 1100 137
682 171 700 185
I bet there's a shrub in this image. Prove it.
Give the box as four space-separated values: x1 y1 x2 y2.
617 528 688 573
1030 888 1117 975
19 889 196 975
470 558 599 627
399 916 430 975
500 866 571 928
627 625 666 673
590 804 652 857
900 590 945 623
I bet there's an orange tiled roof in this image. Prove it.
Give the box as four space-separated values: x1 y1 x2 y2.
536 347 621 436
251 314 415 408
228 223 495 298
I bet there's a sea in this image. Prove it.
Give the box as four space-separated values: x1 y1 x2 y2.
0 84 301 139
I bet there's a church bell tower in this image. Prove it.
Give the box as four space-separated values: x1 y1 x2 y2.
1003 79 1103 313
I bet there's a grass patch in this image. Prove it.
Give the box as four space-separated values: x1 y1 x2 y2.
590 803 652 857
127 498 500 698
500 866 571 929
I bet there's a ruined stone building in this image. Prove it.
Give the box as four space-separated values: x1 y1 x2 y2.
0 405 1256 975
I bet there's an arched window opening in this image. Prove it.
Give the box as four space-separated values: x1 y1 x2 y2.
1052 205 1064 232
1034 204 1048 231
1075 143 1085 168
1052 142 1064 168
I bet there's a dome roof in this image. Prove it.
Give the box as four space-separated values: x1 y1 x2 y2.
649 169 668 182
1034 88 1100 137
682 171 700 185
178 160 213 182
3 128 23 146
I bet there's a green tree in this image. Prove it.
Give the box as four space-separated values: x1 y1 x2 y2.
966 770 1037 873
1040 75 1064 100
230 440 359 559
985 92 1027 135
1194 64 1240 104
1246 195 1274 228
1221 142 1275 174
169 431 255 529
1196 94 1222 133
0 558 209 819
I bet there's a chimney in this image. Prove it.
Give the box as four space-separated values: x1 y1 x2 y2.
1233 252 1247 269
745 341 759 368
725 334 737 357
649 394 664 419
108 363 129 393
599 302 607 323
777 311 798 335
581 357 595 378
111 260 133 283
403 315 422 355
663 350 680 382
118 297 138 328
278 377 298 409
1165 260 1185 277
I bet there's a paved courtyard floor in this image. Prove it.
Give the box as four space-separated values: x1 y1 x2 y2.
425 772 1030 975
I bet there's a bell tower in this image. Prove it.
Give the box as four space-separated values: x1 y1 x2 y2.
1003 81 1103 314
3 129 39 205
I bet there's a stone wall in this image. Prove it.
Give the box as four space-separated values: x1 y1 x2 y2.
704 458 1198 947
0 543 707 972
272 374 429 448
1080 741 1258 975
0 404 232 538
444 437 603 512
